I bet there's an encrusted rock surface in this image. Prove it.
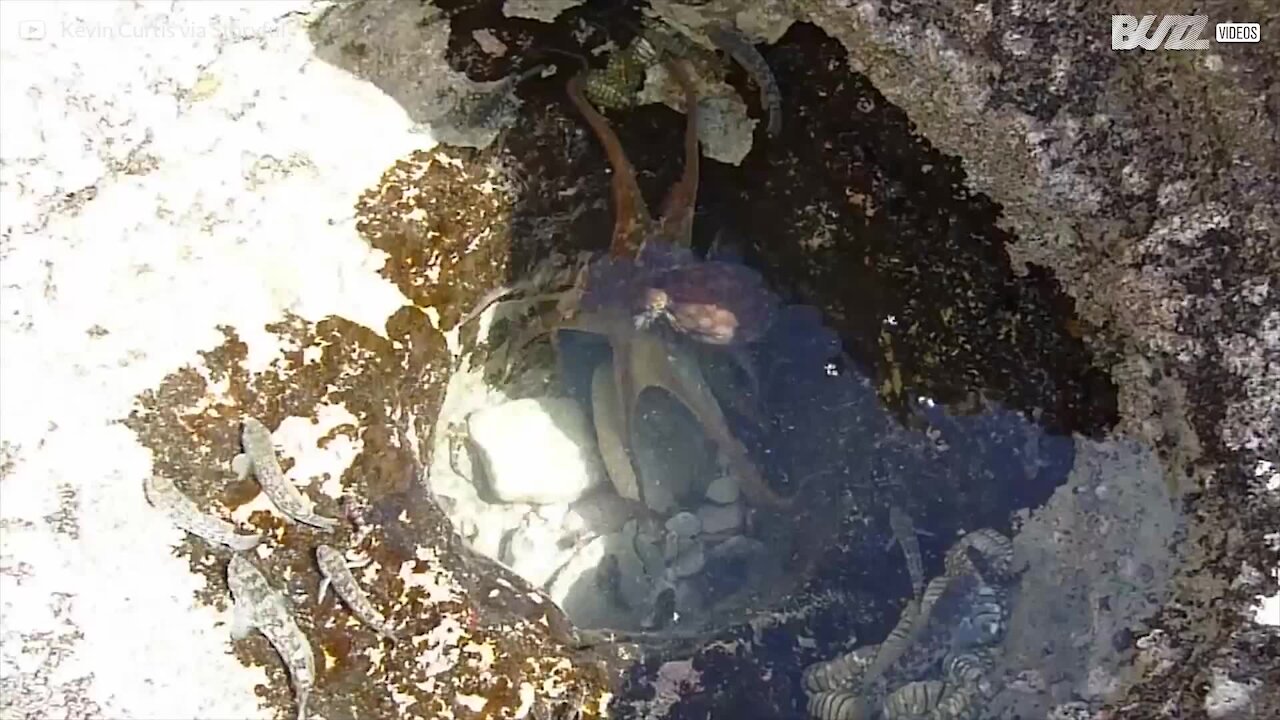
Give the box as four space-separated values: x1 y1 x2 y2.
2 1 1276 720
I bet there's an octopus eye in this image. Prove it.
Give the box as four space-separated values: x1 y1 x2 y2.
643 288 669 311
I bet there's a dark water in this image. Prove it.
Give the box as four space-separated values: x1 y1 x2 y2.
419 2 1116 715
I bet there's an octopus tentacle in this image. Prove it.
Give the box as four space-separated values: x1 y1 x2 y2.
655 59 700 249
566 73 651 258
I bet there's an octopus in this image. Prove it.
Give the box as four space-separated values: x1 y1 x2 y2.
478 58 797 513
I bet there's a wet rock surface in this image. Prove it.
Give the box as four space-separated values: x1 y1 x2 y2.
7 0 1274 718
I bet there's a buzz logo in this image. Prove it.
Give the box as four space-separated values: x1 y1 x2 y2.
1111 15 1211 50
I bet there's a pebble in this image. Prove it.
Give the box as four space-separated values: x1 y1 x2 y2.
568 490 636 536
634 534 666 577
467 397 605 504
671 541 706 577
704 474 741 504
697 502 743 535
665 511 702 538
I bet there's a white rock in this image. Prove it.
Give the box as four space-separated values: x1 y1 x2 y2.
546 534 608 608
697 502 743 535
503 514 567 588
704 474 741 504
469 503 530 560
468 397 605 504
536 503 569 526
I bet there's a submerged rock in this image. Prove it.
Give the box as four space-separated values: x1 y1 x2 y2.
665 511 702 538
697 501 743 535
467 397 606 504
704 473 742 504
632 388 719 512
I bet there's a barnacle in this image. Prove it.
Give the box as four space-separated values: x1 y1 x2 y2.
582 16 782 136
583 38 654 110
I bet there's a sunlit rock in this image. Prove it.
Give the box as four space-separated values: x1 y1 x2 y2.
503 513 570 587
467 397 606 504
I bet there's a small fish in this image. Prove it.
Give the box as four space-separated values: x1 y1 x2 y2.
704 23 782 137
888 505 925 600
882 680 945 719
806 689 870 720
227 554 316 720
802 645 876 693
144 474 261 551
315 545 397 641
233 418 339 530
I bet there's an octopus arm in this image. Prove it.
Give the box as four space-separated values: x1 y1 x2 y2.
621 329 791 509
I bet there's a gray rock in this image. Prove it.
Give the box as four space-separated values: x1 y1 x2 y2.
704 474 741 504
545 534 612 625
634 534 667 578
632 389 718 512
467 397 605 504
706 535 767 564
697 502 743 535
671 541 706 578
568 489 638 536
